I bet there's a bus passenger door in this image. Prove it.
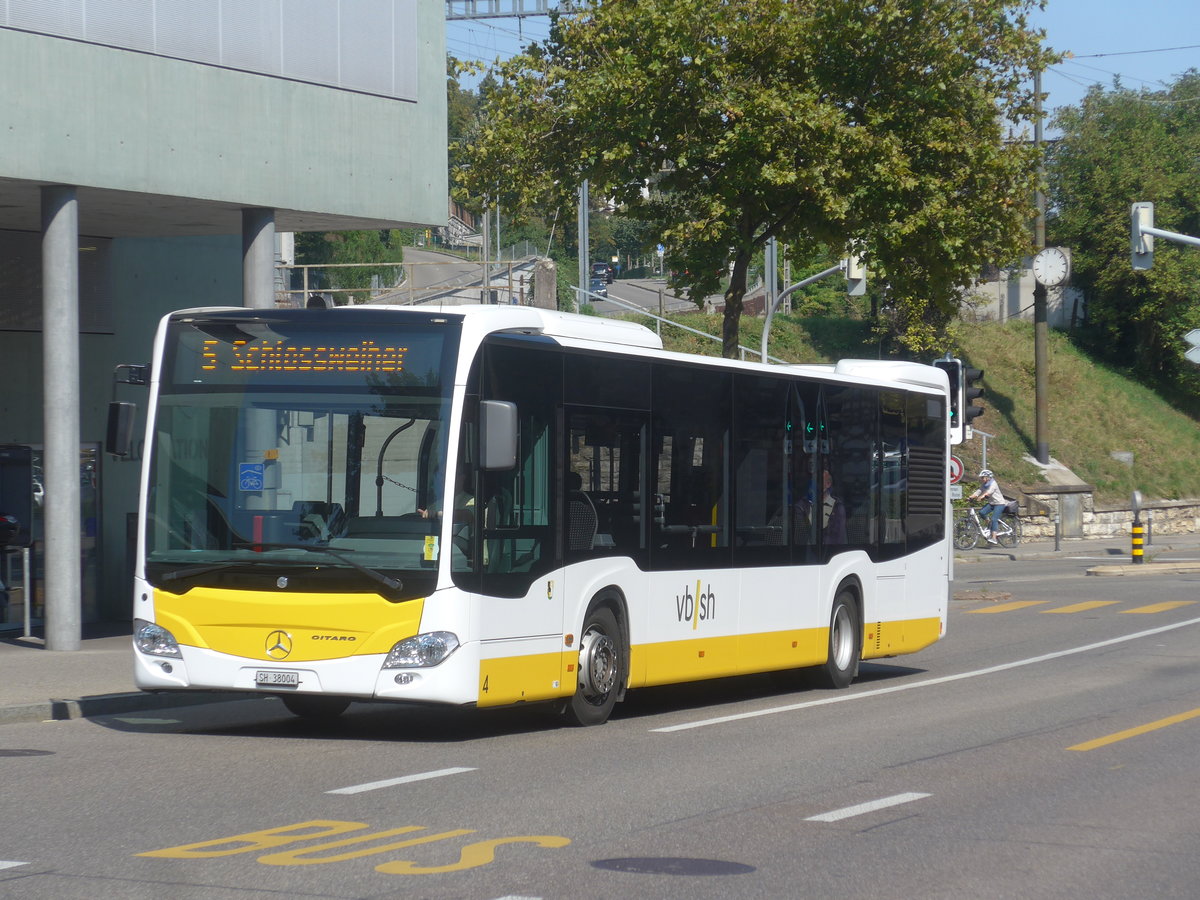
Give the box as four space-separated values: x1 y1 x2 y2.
471 343 566 706
564 410 647 564
564 409 648 684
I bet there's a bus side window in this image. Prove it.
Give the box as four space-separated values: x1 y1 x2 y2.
651 365 730 567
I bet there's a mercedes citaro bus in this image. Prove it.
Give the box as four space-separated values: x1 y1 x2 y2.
108 304 951 725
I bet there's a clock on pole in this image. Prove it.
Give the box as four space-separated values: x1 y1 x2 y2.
1032 246 1071 287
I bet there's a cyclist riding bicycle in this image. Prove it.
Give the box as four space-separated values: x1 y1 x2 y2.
967 469 1007 545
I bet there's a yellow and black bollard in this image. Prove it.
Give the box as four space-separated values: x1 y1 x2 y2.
1131 515 1145 564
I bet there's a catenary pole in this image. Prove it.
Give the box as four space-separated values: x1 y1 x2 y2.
1033 69 1050 464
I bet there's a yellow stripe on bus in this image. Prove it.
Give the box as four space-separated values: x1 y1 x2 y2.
628 616 943 688
153 587 425 661
477 652 573 707
862 616 943 658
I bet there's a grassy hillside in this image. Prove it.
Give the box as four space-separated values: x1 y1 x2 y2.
628 311 1200 505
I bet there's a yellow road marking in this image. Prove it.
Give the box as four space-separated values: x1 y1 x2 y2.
1121 601 1196 614
965 601 1049 614
1068 707 1200 752
1043 601 1121 614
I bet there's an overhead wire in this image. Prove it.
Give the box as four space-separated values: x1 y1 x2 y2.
1043 41 1199 105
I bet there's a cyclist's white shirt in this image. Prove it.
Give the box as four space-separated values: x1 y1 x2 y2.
975 478 1006 505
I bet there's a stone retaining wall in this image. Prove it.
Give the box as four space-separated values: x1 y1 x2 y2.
1015 484 1200 540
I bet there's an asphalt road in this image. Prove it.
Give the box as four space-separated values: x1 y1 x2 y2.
3 559 1200 899
593 277 702 317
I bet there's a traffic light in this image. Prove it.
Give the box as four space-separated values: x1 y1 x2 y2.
962 365 984 434
932 358 963 444
1131 202 1154 270
844 251 866 297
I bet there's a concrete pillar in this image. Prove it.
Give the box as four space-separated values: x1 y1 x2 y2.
241 208 279 509
533 257 557 309
242 208 276 309
41 185 81 651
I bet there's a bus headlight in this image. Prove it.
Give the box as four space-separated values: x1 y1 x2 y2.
133 619 182 658
382 632 460 668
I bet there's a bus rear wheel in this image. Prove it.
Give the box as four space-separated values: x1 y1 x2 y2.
817 590 860 689
562 606 623 727
281 694 351 720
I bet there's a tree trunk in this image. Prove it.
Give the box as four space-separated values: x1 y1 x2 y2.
721 251 752 359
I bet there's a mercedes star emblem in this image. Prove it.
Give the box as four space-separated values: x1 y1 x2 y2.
265 630 292 660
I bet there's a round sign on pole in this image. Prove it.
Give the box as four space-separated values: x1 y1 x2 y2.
949 456 964 484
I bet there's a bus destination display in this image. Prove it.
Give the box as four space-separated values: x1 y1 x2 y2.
201 339 409 373
166 319 449 389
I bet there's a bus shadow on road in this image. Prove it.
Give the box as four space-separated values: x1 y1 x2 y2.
613 662 927 721
93 695 569 743
93 663 928 740
854 661 926 683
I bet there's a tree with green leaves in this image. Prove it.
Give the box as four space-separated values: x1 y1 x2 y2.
1047 71 1200 395
455 0 1052 356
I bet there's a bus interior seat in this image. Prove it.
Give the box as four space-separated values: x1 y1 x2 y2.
566 472 598 551
567 495 598 551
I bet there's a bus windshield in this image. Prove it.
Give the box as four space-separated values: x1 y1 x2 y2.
144 313 461 600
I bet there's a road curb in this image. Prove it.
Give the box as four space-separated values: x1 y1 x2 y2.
1085 562 1200 577
0 691 258 727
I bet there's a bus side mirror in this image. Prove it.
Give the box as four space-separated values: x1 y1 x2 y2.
106 401 137 458
480 400 517 470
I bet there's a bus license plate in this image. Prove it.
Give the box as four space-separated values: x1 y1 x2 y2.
256 670 300 687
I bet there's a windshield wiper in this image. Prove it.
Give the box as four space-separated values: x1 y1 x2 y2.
158 558 280 583
231 541 405 600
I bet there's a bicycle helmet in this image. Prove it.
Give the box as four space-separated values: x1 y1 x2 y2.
978 469 993 479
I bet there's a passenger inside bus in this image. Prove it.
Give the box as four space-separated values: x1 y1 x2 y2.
796 468 846 544
418 464 475 524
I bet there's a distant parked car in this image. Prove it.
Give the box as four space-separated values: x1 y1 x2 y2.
591 261 614 283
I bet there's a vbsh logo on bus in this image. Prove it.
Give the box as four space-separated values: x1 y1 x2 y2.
675 580 717 629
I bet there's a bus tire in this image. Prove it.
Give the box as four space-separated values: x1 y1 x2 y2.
818 589 860 690
562 605 623 727
280 694 351 720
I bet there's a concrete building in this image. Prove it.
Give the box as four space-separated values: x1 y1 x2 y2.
962 266 1085 330
0 1 447 647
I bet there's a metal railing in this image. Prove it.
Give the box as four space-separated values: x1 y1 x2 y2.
575 286 788 364
278 252 539 307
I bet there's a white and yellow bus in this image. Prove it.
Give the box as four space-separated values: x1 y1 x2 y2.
116 304 950 725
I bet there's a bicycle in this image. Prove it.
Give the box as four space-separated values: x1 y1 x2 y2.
953 504 1021 550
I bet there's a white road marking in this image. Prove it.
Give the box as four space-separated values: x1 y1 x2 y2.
652 615 1200 733
0 861 28 871
327 766 477 795
805 792 931 823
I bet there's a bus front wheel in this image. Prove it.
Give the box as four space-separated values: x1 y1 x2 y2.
818 590 860 690
562 606 623 727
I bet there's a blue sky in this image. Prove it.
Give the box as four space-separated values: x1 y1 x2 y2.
1031 0 1200 114
446 1 1200 115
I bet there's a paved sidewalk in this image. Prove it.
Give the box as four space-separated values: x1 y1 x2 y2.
955 530 1200 567
0 624 233 726
3 530 1199 727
